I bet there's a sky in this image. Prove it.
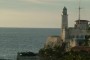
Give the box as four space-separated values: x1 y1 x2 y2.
0 0 90 28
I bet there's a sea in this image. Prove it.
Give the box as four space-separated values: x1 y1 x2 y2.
0 28 60 60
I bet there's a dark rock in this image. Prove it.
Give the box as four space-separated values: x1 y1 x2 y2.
17 52 37 56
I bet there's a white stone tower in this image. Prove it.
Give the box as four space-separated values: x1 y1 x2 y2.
61 7 68 42
62 7 68 29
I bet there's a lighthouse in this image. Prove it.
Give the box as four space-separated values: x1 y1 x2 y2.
61 7 68 42
62 7 68 29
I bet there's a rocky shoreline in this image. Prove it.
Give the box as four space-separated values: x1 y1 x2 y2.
17 52 39 60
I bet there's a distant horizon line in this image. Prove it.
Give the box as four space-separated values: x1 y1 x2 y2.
0 27 61 29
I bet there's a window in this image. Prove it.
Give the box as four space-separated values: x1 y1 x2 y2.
70 35 74 38
76 35 79 38
80 35 83 38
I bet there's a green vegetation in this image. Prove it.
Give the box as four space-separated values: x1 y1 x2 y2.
39 47 90 60
39 46 64 60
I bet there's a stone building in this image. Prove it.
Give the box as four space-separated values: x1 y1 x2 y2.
61 7 90 48
45 7 90 50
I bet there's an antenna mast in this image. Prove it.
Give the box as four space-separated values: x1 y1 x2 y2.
78 0 81 20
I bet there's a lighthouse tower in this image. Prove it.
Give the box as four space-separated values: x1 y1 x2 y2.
61 7 68 41
62 7 68 29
